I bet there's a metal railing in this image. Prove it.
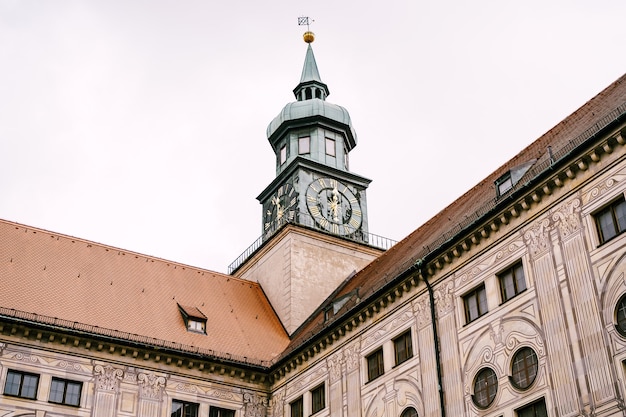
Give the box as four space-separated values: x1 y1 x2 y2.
228 212 397 274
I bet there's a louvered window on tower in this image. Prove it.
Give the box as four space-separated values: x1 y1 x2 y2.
177 304 207 334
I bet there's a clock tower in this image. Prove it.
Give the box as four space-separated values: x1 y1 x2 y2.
231 30 392 334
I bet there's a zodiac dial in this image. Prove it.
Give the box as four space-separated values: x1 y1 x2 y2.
305 177 362 236
264 183 297 232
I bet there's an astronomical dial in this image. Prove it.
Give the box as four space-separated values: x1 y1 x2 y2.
264 183 297 232
305 177 362 235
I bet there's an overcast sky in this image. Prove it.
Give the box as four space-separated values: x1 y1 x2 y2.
1 1 625 273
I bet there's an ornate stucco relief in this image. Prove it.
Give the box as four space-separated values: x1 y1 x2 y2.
137 372 167 400
455 238 525 288
581 168 626 206
94 363 124 391
2 348 91 374
243 391 268 417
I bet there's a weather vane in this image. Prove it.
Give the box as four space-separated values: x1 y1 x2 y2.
298 16 315 43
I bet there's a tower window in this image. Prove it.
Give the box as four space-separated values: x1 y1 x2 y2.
298 136 310 154
49 377 82 406
472 367 498 409
305 88 312 100
498 261 526 303
290 396 303 417
325 138 336 156
209 406 235 417
280 145 287 165
393 330 413 366
4 369 39 399
594 196 626 245
172 399 199 417
366 348 384 381
311 383 325 414
463 284 488 323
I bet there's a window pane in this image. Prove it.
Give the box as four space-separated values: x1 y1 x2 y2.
21 374 38 399
65 381 82 406
311 384 325 413
394 331 413 365
598 209 617 241
514 264 527 292
616 199 626 233
49 379 65 403
478 287 488 314
511 347 538 389
4 371 21 396
299 137 310 154
517 398 547 417
290 397 303 417
325 138 336 156
400 408 418 417
280 146 287 164
367 349 384 381
473 368 497 408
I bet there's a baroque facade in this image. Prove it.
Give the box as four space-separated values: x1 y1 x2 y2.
1 33 626 417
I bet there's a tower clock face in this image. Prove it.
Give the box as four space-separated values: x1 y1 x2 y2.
264 183 297 232
306 177 362 235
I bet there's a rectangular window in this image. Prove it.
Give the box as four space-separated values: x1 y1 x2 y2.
209 406 235 417
594 196 626 244
311 383 325 414
298 136 310 154
290 396 303 417
516 398 548 417
325 137 336 156
49 377 82 406
463 284 488 323
498 261 527 303
280 145 287 165
366 348 384 381
172 399 199 417
4 369 39 399
496 172 513 197
393 330 413 366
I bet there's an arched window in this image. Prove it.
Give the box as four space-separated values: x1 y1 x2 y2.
315 89 321 99
400 407 418 417
510 347 538 390
305 88 312 100
616 294 626 336
472 367 497 408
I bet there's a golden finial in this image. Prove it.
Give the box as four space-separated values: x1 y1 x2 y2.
298 16 315 43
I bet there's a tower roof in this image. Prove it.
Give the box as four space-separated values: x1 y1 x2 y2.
299 44 322 84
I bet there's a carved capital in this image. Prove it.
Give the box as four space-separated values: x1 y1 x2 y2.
413 296 431 328
327 350 344 383
94 364 124 391
137 372 166 400
523 217 551 257
269 389 285 417
434 281 455 315
344 341 361 373
552 198 581 239
244 391 268 417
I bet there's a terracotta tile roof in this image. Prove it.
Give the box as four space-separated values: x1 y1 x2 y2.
285 72 626 355
0 220 289 365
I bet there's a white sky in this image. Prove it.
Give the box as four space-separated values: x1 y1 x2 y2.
1 1 625 273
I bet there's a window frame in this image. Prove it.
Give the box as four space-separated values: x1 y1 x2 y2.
393 329 414 366
3 369 39 400
498 261 527 303
209 406 236 417
171 399 200 417
366 348 385 382
495 172 513 197
510 347 539 390
616 293 626 337
515 397 548 417
325 137 336 156
463 284 488 324
290 396 303 417
311 383 326 414
472 367 498 409
298 136 310 155
49 377 82 407
594 196 626 245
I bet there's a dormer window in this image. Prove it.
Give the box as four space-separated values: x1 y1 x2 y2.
178 304 207 334
496 173 513 197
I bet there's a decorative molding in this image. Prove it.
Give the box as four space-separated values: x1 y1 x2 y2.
0 342 5 356
582 171 626 205
137 372 166 400
94 364 124 391
207 388 239 401
269 389 285 417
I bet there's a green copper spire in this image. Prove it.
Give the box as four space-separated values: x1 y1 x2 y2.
293 43 329 101
299 44 322 84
